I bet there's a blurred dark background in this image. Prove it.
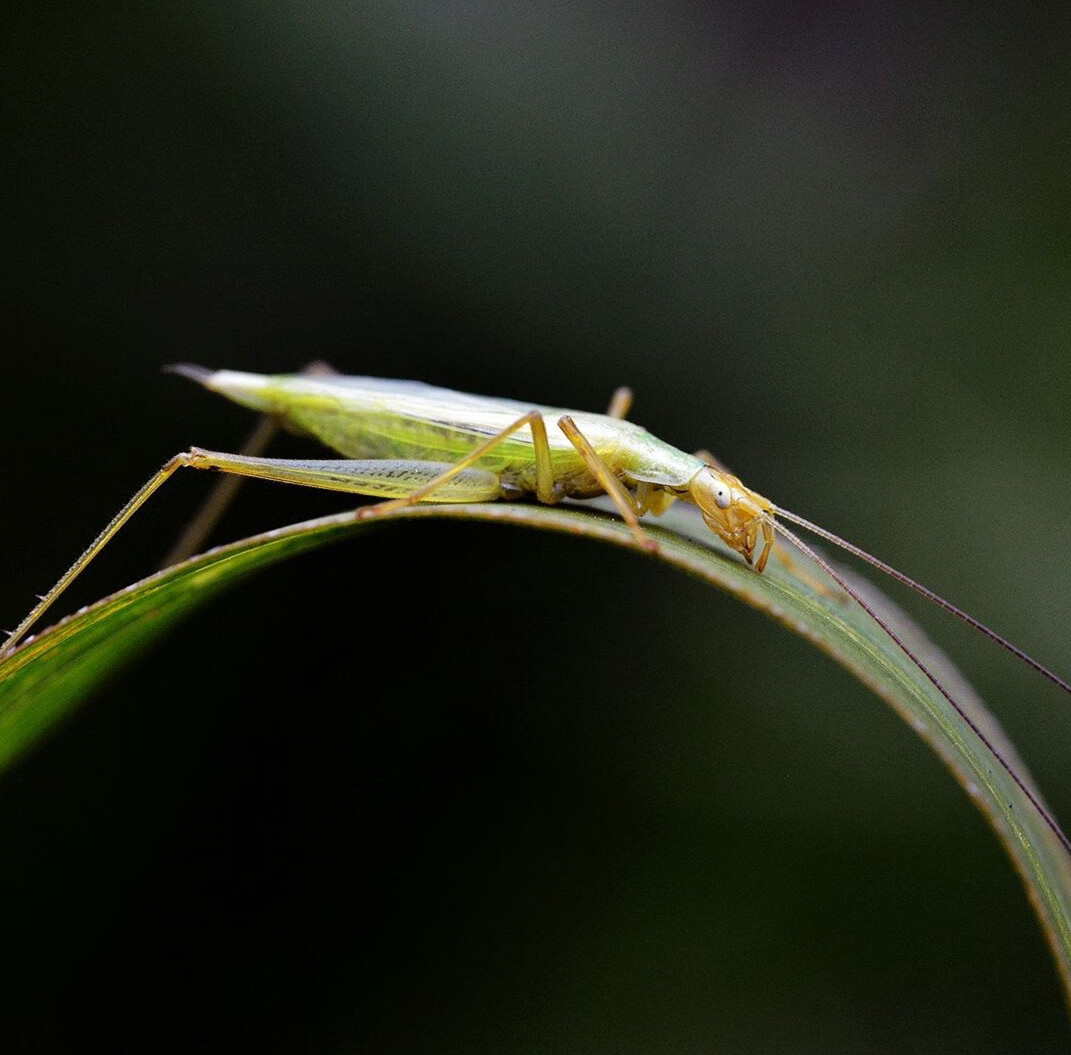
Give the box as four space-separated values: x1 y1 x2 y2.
4 2 1071 1051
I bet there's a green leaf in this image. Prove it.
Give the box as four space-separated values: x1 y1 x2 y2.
2 499 1070 1003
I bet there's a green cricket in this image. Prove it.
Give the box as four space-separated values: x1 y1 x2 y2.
3 365 1070 855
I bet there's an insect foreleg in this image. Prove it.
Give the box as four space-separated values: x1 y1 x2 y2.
756 515 775 573
634 481 676 517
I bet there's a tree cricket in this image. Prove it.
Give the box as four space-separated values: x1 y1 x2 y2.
3 366 1069 854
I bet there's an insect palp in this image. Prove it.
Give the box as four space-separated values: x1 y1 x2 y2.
687 465 775 569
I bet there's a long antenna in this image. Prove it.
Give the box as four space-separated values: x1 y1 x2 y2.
775 506 1071 698
771 518 1071 858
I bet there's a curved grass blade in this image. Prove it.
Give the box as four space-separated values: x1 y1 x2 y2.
1 498 1069 1003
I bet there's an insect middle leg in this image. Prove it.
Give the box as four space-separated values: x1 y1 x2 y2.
355 409 658 553
557 415 657 552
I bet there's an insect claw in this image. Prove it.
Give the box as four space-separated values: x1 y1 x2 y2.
355 503 386 520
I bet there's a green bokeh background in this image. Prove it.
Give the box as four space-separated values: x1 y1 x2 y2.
5 3 1071 1051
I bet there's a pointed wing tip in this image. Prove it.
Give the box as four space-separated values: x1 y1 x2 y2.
163 363 215 386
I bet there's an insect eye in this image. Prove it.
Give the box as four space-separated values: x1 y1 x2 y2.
714 484 731 509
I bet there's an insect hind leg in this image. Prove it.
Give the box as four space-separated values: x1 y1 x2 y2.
1 452 196 658
353 408 556 518
161 359 343 567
